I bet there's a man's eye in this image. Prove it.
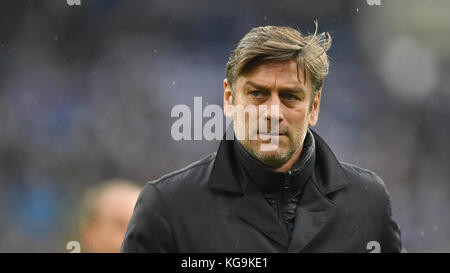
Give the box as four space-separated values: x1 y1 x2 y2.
282 94 297 101
250 91 262 97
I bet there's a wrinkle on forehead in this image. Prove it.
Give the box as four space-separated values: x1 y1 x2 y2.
239 59 310 91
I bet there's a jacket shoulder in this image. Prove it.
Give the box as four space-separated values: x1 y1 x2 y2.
340 161 387 191
338 161 391 206
121 153 217 252
147 152 216 192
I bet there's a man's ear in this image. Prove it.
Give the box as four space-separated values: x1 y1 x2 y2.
223 78 233 117
308 90 321 127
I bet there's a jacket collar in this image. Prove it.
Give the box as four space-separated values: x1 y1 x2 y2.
207 126 247 194
233 129 315 200
309 129 351 195
208 126 350 195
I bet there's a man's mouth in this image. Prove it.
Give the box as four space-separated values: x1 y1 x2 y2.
257 132 287 137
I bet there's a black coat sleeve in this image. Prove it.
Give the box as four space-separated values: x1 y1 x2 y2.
376 175 405 253
120 182 176 253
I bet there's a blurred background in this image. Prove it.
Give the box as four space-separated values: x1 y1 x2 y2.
0 0 449 252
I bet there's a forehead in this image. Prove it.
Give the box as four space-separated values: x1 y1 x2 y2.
237 59 310 89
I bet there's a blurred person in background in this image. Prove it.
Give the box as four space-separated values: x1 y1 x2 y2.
78 179 140 253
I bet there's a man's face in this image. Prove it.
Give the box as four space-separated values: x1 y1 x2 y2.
224 59 321 168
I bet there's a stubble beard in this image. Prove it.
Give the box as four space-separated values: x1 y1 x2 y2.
239 132 304 168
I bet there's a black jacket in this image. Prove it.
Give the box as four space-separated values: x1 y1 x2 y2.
121 130 403 253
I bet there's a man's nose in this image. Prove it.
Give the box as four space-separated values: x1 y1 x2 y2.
261 94 283 122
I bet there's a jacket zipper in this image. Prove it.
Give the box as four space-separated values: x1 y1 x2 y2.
277 170 293 227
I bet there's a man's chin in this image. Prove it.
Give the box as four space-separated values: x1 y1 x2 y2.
256 153 289 168
250 147 291 167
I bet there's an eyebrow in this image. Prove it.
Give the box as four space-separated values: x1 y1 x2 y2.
243 81 270 91
243 81 306 96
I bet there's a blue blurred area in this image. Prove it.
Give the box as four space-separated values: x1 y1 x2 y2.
8 181 59 235
0 0 449 252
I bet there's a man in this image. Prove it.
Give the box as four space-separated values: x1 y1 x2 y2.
79 179 140 252
121 24 403 252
